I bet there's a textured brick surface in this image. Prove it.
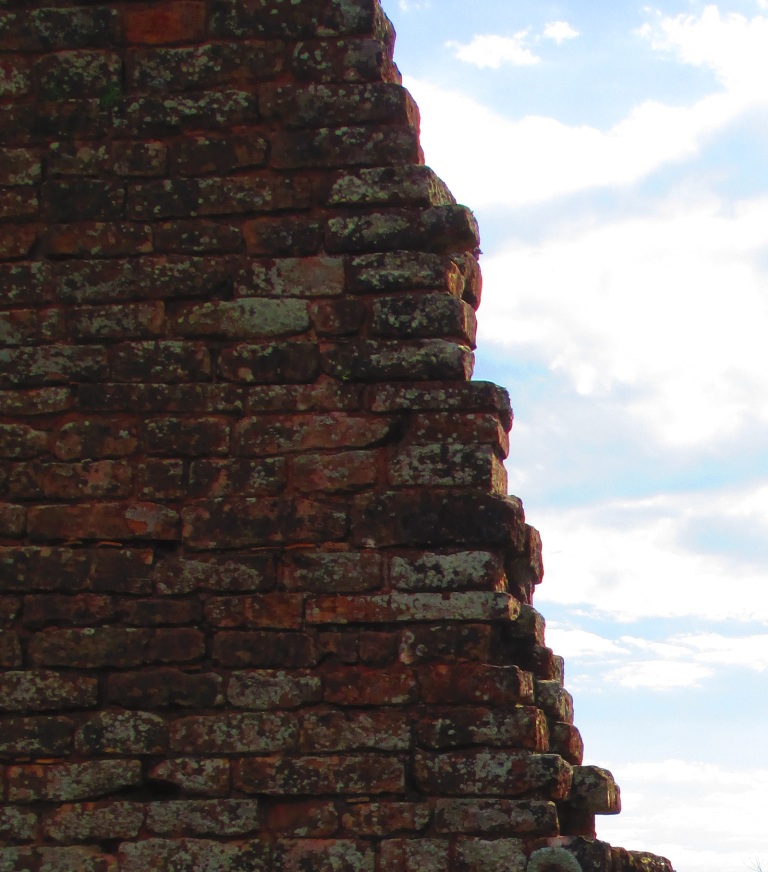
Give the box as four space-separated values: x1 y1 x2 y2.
0 1 673 870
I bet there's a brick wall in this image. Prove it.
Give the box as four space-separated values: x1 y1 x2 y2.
0 1 675 870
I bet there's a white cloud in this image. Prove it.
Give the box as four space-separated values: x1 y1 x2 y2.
643 5 768 95
405 75 745 208
398 0 430 10
545 626 628 658
533 486 768 621
605 660 713 688
597 760 768 871
543 20 579 44
447 32 539 69
478 193 768 445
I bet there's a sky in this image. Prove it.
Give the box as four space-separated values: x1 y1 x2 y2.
384 2 768 870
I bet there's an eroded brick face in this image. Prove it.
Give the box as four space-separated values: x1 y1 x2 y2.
0 2 673 870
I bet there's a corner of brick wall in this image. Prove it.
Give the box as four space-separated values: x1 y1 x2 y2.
0 1 675 870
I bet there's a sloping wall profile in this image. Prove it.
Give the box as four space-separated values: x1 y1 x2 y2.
0 1 675 869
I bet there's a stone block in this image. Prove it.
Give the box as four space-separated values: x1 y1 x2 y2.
170 713 299 754
146 799 261 836
434 798 558 836
174 298 309 339
148 759 230 797
75 711 168 755
299 710 410 752
322 339 473 382
415 705 548 751
227 671 322 710
8 760 142 803
284 550 383 593
340 802 430 836
417 663 533 706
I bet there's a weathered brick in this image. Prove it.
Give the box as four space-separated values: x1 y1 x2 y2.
262 82 417 129
210 0 385 39
10 461 133 500
323 665 416 706
265 800 339 836
173 132 268 176
28 628 151 669
378 839 448 871
129 42 285 93
274 839 375 871
309 298 366 336
146 799 261 836
417 663 534 706
45 223 153 258
153 553 275 595
112 141 168 177
189 457 285 497
174 298 309 339
41 179 124 223
0 149 41 186
352 491 527 549
35 51 121 101
0 188 38 219
75 711 168 755
107 669 222 709
535 679 574 724
0 223 39 260
236 754 405 795
0 806 37 842
144 416 230 456
415 706 548 751
148 758 230 797
43 802 144 843
47 142 110 177
294 450 377 492
154 219 243 253
291 36 397 83
434 798 558 836
340 802 430 836
22 593 116 628
170 713 299 754
373 294 475 341
390 444 506 491
218 341 320 384
326 205 479 254
300 710 409 752
414 750 572 799
55 255 239 304
0 671 97 712
0 387 72 417
118 838 270 872
8 760 142 803
454 838 527 872
322 339 473 382
235 256 344 298
213 631 317 668
182 498 347 549
123 2 207 45
569 765 621 815
284 551 382 593
241 215 323 256
394 624 494 665
205 594 303 629
27 502 179 542
78 383 245 414
0 630 22 665
247 383 361 413
235 413 392 455
1 7 120 51
54 419 137 461
273 125 418 169
127 175 310 220
0 717 73 756
227 671 322 710
391 551 505 592
0 505 25 538
306 592 518 625
550 723 584 766
138 459 186 499
110 340 211 383
0 345 108 388
37 846 114 872
0 423 48 459
117 91 259 136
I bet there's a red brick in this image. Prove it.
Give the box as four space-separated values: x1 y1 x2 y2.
75 711 168 755
0 716 73 756
205 594 304 629
323 665 416 706
265 800 339 836
213 631 318 668
415 706 548 751
433 798 558 836
153 553 275 595
54 419 138 461
340 802 430 836
27 502 180 542
146 799 262 836
284 551 383 593
233 413 394 455
274 839 375 870
10 461 133 500
236 754 405 796
44 223 153 257
148 758 230 797
42 801 144 842
0 671 97 712
124 2 207 45
417 663 534 706
8 760 142 803
294 450 378 492
299 710 409 752
170 713 299 754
